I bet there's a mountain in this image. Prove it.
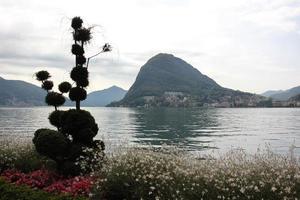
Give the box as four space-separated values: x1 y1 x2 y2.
262 86 300 101
0 76 46 106
109 53 268 107
82 86 127 107
261 90 283 97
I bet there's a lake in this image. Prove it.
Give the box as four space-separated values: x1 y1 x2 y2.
0 107 299 155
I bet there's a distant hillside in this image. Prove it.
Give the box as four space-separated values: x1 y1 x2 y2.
82 86 127 107
262 86 300 101
0 76 45 106
261 90 283 97
110 53 268 107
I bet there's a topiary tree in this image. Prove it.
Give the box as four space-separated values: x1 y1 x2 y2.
33 17 111 176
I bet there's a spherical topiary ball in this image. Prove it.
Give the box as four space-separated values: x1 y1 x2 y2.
71 16 83 30
45 92 66 107
60 109 98 138
68 87 87 101
73 128 97 144
33 128 69 160
73 28 92 43
58 82 72 93
78 78 89 88
42 80 53 91
71 44 84 56
35 71 50 81
76 55 86 65
48 110 65 128
70 67 88 82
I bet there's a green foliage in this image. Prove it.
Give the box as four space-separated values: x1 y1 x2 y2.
71 16 83 30
33 16 105 176
70 67 88 83
73 28 92 43
71 44 84 56
42 80 54 91
45 92 65 107
35 71 50 81
58 82 72 94
33 129 70 161
0 178 87 200
69 87 87 101
48 110 65 129
61 109 98 140
76 55 86 65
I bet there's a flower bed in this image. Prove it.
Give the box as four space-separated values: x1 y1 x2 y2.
1 169 92 197
93 148 300 200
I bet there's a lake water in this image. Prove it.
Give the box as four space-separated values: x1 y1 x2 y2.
0 107 300 156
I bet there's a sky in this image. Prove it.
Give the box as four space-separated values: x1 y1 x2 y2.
0 0 300 94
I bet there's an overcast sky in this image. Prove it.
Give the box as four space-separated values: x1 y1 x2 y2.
1 0 300 94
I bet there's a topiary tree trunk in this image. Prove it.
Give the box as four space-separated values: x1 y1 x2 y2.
33 17 111 176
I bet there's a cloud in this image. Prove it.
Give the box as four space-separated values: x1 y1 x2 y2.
0 0 300 93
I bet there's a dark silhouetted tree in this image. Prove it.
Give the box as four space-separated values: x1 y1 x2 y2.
33 17 111 176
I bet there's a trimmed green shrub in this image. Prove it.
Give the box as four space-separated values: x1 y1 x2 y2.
33 129 70 161
73 28 92 43
58 82 72 93
61 109 98 137
42 80 54 91
48 110 65 129
45 92 65 108
70 67 88 83
76 55 86 65
33 17 109 176
35 71 50 81
69 87 87 101
71 44 84 55
71 17 83 30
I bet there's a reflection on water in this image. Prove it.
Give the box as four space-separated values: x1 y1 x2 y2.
0 107 299 155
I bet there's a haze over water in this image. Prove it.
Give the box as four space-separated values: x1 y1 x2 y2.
0 107 299 155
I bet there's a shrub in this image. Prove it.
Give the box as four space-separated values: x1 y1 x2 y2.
70 67 88 83
58 82 72 94
35 71 50 81
92 147 300 200
71 17 83 30
69 87 87 101
45 92 65 108
48 111 65 129
76 55 86 65
32 16 109 176
33 129 70 161
42 80 54 91
60 109 98 139
71 44 84 56
73 28 92 43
